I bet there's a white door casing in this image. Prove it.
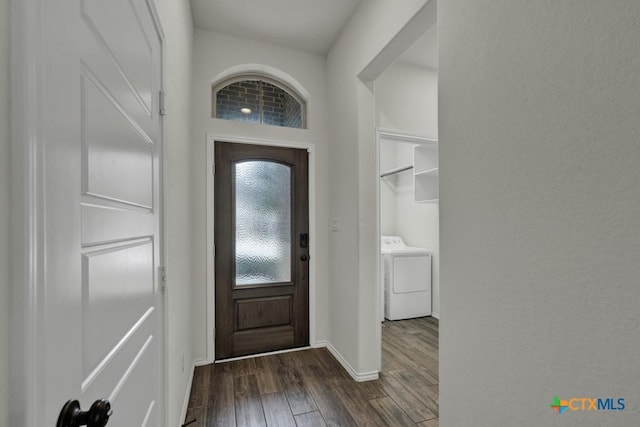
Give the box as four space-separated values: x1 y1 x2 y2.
11 0 165 425
205 134 318 363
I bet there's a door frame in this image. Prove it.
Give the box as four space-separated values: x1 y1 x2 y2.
9 0 167 425
206 133 317 363
375 128 437 371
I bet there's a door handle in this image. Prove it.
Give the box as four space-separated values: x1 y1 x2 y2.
57 399 112 427
300 254 309 262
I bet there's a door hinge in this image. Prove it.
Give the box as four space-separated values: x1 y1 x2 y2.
159 90 166 116
159 266 167 294
212 162 215 175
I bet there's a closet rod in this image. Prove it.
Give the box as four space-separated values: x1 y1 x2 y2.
380 164 413 178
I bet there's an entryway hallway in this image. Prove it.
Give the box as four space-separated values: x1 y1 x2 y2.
185 317 438 426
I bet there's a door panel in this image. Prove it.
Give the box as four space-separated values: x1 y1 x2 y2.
36 0 164 424
236 296 292 330
80 0 162 422
81 204 155 244
82 0 155 117
215 142 309 359
81 239 154 377
83 74 154 208
233 326 296 355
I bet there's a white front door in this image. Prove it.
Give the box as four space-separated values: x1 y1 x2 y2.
20 0 164 425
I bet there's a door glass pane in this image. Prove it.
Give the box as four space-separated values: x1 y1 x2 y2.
235 161 291 285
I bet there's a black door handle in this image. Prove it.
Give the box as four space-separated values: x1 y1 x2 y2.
57 399 112 427
300 254 309 262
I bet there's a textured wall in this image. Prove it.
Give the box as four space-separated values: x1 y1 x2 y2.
0 0 10 425
439 1 640 425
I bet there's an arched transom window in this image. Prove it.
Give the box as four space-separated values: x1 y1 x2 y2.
213 76 306 129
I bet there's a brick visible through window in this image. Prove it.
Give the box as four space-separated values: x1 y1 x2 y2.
214 78 305 129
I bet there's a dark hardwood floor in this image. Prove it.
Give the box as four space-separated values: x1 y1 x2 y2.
185 316 439 426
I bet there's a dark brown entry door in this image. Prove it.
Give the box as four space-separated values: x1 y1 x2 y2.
215 141 309 359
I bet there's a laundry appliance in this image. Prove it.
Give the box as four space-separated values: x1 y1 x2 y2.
381 236 432 320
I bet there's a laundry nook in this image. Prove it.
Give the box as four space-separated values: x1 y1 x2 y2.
381 236 432 320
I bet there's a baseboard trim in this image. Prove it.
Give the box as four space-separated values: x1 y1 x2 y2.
325 342 379 382
312 339 328 348
194 358 209 367
191 341 379 385
179 362 196 425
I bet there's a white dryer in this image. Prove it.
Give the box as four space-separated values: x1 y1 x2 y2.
381 236 432 320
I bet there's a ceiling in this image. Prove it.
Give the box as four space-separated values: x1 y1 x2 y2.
190 0 362 54
398 24 438 70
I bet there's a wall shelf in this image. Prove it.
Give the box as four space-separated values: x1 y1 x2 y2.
377 129 438 203
414 168 438 177
413 143 438 203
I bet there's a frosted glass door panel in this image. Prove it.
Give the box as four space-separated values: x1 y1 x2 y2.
235 161 292 285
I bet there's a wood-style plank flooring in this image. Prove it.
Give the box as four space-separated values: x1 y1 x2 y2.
185 317 439 426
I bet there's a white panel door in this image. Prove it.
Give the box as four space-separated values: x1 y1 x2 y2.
28 0 164 425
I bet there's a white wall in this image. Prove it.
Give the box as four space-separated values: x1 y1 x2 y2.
152 1 194 426
0 0 10 425
326 0 429 375
379 140 397 235
440 1 640 425
376 62 438 136
375 62 440 316
190 30 330 360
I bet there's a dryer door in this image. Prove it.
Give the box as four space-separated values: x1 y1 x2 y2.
392 254 432 294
